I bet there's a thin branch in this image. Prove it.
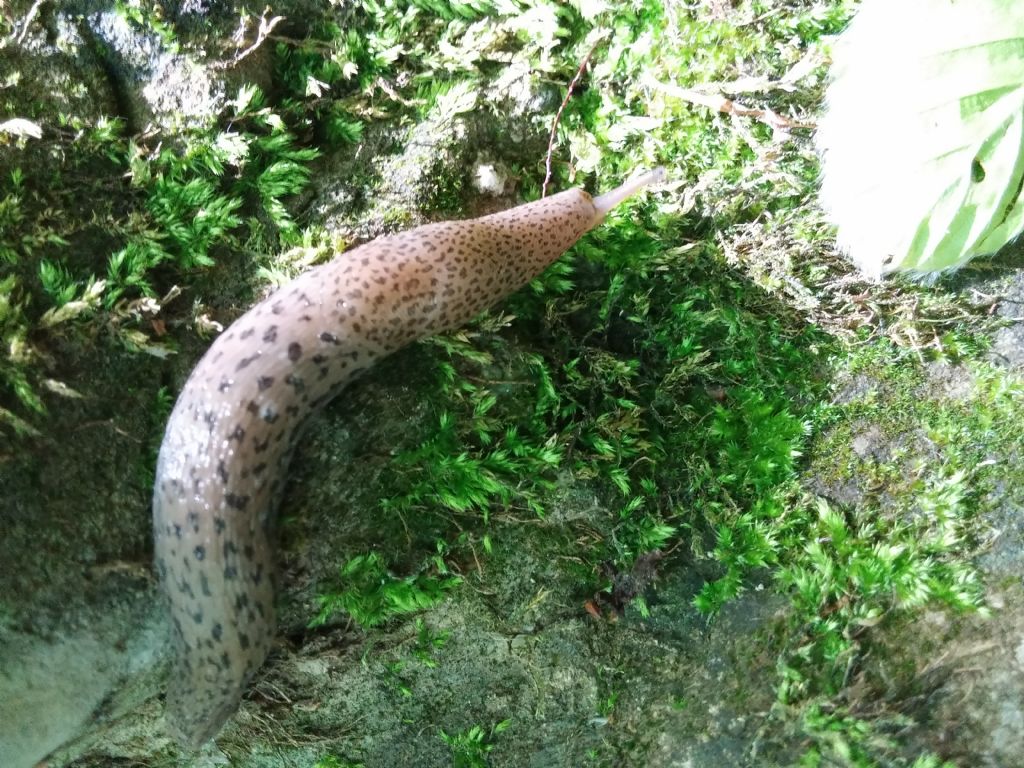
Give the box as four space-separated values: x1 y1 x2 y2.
542 41 601 198
214 6 285 70
644 74 814 132
12 0 44 45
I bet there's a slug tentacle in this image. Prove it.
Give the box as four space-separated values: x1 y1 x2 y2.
152 168 663 748
592 167 666 219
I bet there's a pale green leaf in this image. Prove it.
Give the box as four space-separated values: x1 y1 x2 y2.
818 0 1024 277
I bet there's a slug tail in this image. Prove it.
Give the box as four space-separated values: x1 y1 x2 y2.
592 167 665 220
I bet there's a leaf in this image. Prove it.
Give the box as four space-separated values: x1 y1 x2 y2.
434 79 478 117
817 0 1024 277
305 75 331 97
0 118 43 139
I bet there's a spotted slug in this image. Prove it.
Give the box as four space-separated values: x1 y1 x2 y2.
152 167 665 747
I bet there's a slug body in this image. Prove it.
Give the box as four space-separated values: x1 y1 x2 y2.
152 169 663 747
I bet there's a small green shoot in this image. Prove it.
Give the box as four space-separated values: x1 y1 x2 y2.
310 552 461 629
412 617 450 668
440 719 511 768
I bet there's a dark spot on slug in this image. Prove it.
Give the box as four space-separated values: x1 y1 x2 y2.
320 332 339 344
213 516 226 534
257 375 275 391
194 545 206 561
239 632 251 650
288 342 302 361
225 493 250 511
240 328 255 340
218 377 232 393
217 460 229 484
211 623 223 641
236 353 260 371
230 425 246 442
263 326 278 343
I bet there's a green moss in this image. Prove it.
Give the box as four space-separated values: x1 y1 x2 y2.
0 79 322 435
815 342 1024 514
311 551 461 629
779 342 1024 764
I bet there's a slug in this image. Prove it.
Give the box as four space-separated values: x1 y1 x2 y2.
152 167 665 747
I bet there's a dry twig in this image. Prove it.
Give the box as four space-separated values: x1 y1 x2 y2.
542 41 602 198
215 6 285 70
9 0 44 45
644 74 814 133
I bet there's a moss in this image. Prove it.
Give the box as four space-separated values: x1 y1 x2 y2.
811 345 1024 521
